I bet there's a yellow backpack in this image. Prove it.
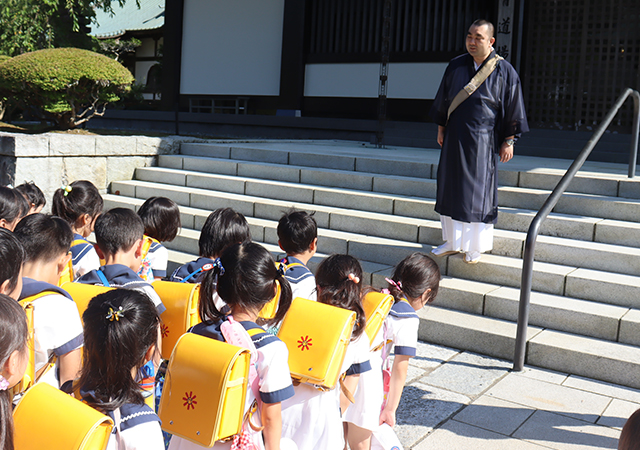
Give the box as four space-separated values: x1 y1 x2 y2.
60 282 114 322
11 300 35 396
158 332 252 446
152 280 202 360
277 297 355 389
139 235 160 282
12 287 75 396
362 291 394 347
14 382 113 450
58 237 95 286
258 259 303 321
257 275 283 321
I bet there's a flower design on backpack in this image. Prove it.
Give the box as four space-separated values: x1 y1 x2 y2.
183 391 197 410
160 323 169 338
297 335 313 351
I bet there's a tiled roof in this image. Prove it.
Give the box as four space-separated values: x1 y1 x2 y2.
91 0 164 38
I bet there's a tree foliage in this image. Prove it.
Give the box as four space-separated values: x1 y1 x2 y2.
0 0 136 57
0 47 133 129
98 37 141 62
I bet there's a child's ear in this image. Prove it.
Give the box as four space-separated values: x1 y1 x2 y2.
0 218 9 230
134 239 144 258
421 288 433 305
309 237 318 253
0 279 12 296
143 343 157 365
56 252 72 280
278 240 284 252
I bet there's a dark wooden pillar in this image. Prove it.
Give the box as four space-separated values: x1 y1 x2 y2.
278 0 307 113
161 0 185 111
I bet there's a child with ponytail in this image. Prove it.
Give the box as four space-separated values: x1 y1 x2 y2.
0 294 29 450
168 241 295 450
62 289 164 450
370 252 440 449
281 254 371 450
52 180 104 279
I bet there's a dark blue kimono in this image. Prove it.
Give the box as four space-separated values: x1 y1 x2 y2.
430 51 529 224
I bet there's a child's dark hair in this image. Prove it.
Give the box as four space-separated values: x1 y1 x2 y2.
94 208 144 256
0 293 28 450
199 242 292 327
0 228 25 295
51 180 103 228
0 186 29 226
620 408 640 450
15 182 46 211
199 208 251 258
13 214 73 263
277 210 318 255
137 197 181 242
387 253 440 305
79 289 160 413
315 254 366 340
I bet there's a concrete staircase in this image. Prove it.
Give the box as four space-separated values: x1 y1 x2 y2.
104 140 640 389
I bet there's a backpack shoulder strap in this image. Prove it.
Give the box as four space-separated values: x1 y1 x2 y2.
180 262 214 283
140 236 159 261
447 54 503 122
96 270 110 288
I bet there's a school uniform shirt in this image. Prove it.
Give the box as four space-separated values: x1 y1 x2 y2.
19 278 84 388
138 239 169 282
76 264 166 315
280 331 371 450
70 233 101 280
383 301 420 359
168 319 295 450
61 382 164 450
281 256 317 301
168 257 215 283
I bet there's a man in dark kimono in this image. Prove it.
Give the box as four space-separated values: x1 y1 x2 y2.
429 19 528 263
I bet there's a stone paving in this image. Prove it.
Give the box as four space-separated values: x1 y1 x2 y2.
394 338 638 449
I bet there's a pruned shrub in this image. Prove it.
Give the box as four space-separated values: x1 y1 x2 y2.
0 47 133 129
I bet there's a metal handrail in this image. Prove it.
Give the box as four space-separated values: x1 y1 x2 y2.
513 88 640 371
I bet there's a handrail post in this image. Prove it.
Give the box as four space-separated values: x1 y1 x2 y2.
513 88 639 371
629 91 640 178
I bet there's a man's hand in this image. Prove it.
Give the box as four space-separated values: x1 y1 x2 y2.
499 141 514 163
437 126 445 147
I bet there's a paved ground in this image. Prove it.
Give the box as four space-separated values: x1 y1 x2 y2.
393 338 636 449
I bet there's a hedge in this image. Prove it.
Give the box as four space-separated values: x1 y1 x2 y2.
0 47 134 129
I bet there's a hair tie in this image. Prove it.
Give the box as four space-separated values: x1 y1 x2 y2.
62 185 72 197
106 306 124 322
212 258 225 276
276 261 287 277
385 277 402 291
0 374 9 391
347 273 360 284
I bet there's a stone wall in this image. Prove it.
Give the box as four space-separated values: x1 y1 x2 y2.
0 132 200 209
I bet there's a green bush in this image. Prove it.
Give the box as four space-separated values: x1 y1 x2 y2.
0 47 133 129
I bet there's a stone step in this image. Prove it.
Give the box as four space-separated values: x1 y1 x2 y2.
175 143 640 197
135 161 640 250
436 278 632 342
418 306 640 389
105 184 640 307
499 185 640 223
108 174 640 277
527 329 640 390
